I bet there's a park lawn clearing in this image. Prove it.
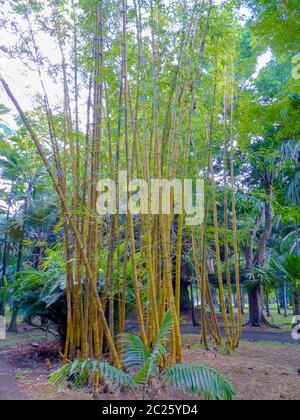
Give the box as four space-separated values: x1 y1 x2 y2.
183 336 300 400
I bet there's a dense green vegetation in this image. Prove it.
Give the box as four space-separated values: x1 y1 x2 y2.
0 0 299 400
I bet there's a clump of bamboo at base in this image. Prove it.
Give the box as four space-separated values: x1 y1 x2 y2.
0 0 243 366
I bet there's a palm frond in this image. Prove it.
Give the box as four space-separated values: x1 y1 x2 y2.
133 340 167 385
286 169 300 207
281 254 300 283
50 363 73 386
120 333 151 371
165 364 235 401
281 140 300 164
281 230 298 254
134 359 160 386
134 310 174 385
243 266 279 292
50 360 136 390
156 309 175 342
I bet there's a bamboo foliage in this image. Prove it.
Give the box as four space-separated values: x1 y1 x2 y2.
0 0 243 366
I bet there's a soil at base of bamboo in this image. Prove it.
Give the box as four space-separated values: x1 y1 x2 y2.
1 326 300 400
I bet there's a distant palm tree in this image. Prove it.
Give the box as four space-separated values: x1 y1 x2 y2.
282 140 300 207
273 254 300 315
243 266 280 319
0 135 45 331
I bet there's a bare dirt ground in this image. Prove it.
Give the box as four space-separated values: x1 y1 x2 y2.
1 324 300 400
0 359 28 400
0 324 92 400
182 336 300 400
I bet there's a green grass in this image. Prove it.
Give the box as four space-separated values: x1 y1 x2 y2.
0 330 51 349
269 315 293 328
265 306 293 329
242 305 294 329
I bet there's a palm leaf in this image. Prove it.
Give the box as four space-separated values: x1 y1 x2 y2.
120 333 151 371
156 309 175 342
286 169 300 207
280 254 300 286
243 266 279 292
50 360 136 390
134 310 174 385
165 364 235 401
50 363 73 386
133 341 165 385
121 310 175 386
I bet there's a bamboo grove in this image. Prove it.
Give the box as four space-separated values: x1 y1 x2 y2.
0 0 244 366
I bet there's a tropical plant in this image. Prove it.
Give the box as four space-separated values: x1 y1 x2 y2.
0 0 246 364
11 247 67 341
50 311 235 401
50 359 136 390
282 141 300 207
0 276 8 316
243 266 280 292
280 255 300 285
243 265 281 319
272 254 300 315
0 134 46 331
272 254 300 292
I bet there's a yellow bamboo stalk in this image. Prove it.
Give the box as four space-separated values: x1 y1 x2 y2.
0 77 122 369
230 60 243 348
223 61 236 344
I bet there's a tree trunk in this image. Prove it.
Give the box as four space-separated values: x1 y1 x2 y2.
0 204 11 317
0 251 7 316
0 291 5 318
283 282 288 317
246 187 274 327
248 286 263 327
275 291 281 315
7 303 19 333
190 282 199 327
8 236 24 333
293 289 300 316
8 193 29 333
180 281 191 312
248 286 274 327
265 292 271 318
241 286 245 315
